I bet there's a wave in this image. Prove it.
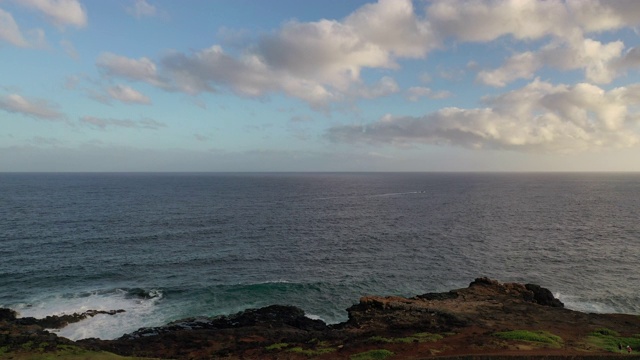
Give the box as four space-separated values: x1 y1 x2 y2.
8 283 640 342
555 292 640 315
11 288 165 341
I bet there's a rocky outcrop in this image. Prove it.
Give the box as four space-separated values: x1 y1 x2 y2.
469 277 564 307
0 308 17 321
121 304 327 340
525 283 564 307
15 309 126 329
0 308 123 353
3 279 639 359
343 295 468 332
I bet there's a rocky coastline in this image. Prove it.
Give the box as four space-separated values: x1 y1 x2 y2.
2 278 640 359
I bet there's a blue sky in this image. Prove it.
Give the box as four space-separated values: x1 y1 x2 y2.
2 0 640 172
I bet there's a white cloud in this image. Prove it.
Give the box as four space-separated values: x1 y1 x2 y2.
568 0 640 33
479 37 625 87
160 45 277 96
258 20 394 89
80 116 165 130
96 52 166 87
16 0 87 28
351 76 399 99
541 37 624 84
327 79 640 153
343 0 436 58
427 0 571 42
477 52 541 87
0 8 29 47
406 86 452 101
431 0 637 87
99 0 433 108
613 46 640 77
127 0 157 18
93 0 640 107
107 85 151 104
0 93 64 120
60 39 78 59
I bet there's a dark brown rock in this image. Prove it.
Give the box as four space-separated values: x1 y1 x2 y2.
15 309 126 329
525 283 564 307
0 308 17 321
3 279 639 359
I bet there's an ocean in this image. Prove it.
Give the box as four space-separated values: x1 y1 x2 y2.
1 172 639 340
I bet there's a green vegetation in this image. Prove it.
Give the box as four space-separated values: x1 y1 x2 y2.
0 345 10 355
413 332 444 342
588 328 640 353
265 342 289 350
266 340 337 356
593 328 619 336
368 335 413 343
4 350 155 360
286 346 336 356
493 330 563 347
0 344 154 360
311 340 331 347
368 331 444 344
349 349 395 360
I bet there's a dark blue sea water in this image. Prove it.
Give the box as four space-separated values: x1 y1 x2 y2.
1 172 639 340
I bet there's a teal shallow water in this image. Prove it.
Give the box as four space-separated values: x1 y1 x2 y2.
1 172 639 339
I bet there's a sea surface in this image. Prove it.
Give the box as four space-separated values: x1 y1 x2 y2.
1 172 639 340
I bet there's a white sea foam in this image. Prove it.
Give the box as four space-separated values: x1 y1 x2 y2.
14 289 166 340
304 313 323 321
555 292 618 314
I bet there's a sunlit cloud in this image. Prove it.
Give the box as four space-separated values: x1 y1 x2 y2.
327 79 640 153
15 0 87 28
0 93 64 120
0 9 29 47
107 85 151 105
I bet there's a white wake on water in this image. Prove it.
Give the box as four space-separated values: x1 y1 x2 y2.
315 191 420 200
13 289 165 340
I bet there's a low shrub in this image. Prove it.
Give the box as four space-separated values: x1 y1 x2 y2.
287 346 336 356
368 332 444 344
593 328 619 336
350 349 395 360
588 329 640 353
265 342 289 350
493 330 563 347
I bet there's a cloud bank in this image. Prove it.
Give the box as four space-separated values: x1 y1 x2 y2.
327 79 640 153
94 0 640 106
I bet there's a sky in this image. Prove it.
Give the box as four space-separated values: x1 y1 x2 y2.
2 0 640 172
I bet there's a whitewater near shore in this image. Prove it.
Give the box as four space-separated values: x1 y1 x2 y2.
3 278 640 359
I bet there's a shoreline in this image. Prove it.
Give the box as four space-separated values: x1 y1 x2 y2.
3 278 640 359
